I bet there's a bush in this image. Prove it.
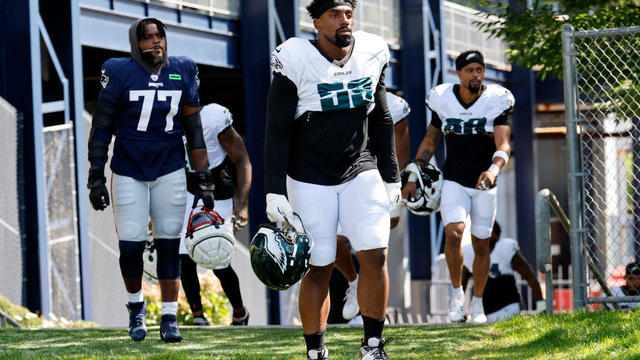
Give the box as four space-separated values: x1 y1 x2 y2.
0 292 98 328
143 269 231 326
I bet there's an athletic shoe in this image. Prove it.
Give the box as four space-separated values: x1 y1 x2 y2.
126 301 147 341
231 307 250 326
160 314 183 342
193 316 209 326
358 337 392 360
307 346 329 360
469 297 487 324
342 278 359 320
448 286 466 323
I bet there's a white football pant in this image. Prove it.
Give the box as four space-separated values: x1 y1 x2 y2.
439 179 497 239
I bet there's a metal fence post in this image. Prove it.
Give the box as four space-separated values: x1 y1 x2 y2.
562 23 586 310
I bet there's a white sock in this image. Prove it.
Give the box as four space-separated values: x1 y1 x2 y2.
127 289 143 303
452 286 464 296
161 301 178 316
471 296 483 305
349 275 358 287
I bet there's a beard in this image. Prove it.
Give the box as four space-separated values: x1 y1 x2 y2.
141 47 166 66
468 83 481 93
334 27 353 48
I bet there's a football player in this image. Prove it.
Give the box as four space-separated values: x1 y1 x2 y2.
87 18 215 342
179 103 251 326
336 92 411 321
402 50 514 324
264 1 401 359
461 222 545 323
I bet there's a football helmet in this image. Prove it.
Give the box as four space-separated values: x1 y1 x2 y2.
249 214 313 290
401 161 443 216
142 237 158 283
184 206 236 269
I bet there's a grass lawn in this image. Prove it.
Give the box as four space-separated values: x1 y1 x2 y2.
0 310 639 359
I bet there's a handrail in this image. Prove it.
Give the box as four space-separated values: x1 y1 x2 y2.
536 189 617 313
0 309 22 328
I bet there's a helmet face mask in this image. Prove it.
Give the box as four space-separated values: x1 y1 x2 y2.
401 162 443 216
142 239 158 283
250 215 313 290
184 206 236 269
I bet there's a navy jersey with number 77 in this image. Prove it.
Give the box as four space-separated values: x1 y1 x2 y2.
98 56 200 181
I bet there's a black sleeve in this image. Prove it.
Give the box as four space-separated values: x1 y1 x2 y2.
493 106 513 126
430 109 442 128
264 73 299 195
368 65 400 183
88 98 118 170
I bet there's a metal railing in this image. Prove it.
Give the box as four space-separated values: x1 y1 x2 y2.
0 310 22 328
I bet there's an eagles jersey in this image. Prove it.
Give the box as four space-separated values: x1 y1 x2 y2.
463 237 522 314
184 103 235 200
271 31 389 119
98 56 200 181
387 92 411 126
265 31 399 193
427 83 514 188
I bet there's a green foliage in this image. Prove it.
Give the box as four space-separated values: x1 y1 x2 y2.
1 310 640 359
0 292 97 328
467 0 640 79
142 270 231 326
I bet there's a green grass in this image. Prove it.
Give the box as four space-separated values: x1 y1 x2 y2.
0 310 639 359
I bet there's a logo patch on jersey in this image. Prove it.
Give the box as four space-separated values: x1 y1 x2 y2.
169 74 182 80
148 82 164 88
150 74 159 81
317 77 373 111
195 71 200 86
270 54 283 71
100 72 109 88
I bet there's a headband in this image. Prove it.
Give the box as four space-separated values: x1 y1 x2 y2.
455 51 485 71
311 1 354 19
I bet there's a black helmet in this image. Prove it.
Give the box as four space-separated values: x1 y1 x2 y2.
249 214 313 290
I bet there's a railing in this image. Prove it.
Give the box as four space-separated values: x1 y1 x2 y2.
0 309 22 328
535 189 617 313
154 0 240 18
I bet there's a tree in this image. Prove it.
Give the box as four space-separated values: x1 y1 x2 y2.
469 0 640 79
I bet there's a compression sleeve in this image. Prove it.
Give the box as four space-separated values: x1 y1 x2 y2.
182 111 206 150
368 66 400 183
88 98 118 170
264 73 299 195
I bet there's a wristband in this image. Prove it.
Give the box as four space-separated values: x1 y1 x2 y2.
492 150 509 165
488 164 500 177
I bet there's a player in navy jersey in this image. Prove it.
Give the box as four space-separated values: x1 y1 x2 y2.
87 18 215 343
265 1 400 359
402 50 514 324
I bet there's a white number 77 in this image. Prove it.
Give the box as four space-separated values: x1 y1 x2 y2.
130 90 182 132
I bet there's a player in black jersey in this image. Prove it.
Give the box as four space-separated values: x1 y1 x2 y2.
402 50 514 324
264 1 400 359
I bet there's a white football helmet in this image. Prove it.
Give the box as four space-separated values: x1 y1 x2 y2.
142 237 158 283
184 206 236 269
401 161 443 216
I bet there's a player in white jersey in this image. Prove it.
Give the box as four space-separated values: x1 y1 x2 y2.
461 222 544 323
402 50 514 324
265 1 400 359
335 92 411 321
179 103 252 325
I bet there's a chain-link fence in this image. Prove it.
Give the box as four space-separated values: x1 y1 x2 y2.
43 124 82 320
0 97 24 307
563 25 640 308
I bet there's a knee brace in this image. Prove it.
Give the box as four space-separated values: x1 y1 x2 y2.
156 238 181 280
119 240 146 278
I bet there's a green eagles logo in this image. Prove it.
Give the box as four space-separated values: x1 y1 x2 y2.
317 77 373 111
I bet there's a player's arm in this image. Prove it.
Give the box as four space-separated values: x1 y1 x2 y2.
476 123 511 190
511 251 543 302
182 104 216 209
87 98 118 211
219 126 252 229
394 118 410 170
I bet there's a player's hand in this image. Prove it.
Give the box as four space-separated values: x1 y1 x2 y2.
194 169 215 209
266 193 303 233
87 166 110 211
233 204 249 232
475 170 496 191
385 182 402 229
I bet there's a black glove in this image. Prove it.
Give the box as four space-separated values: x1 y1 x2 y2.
87 166 110 211
193 169 215 209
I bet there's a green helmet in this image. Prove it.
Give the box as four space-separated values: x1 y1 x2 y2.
250 217 313 290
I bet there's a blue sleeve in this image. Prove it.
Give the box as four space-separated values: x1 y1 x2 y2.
184 58 201 107
97 60 121 105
